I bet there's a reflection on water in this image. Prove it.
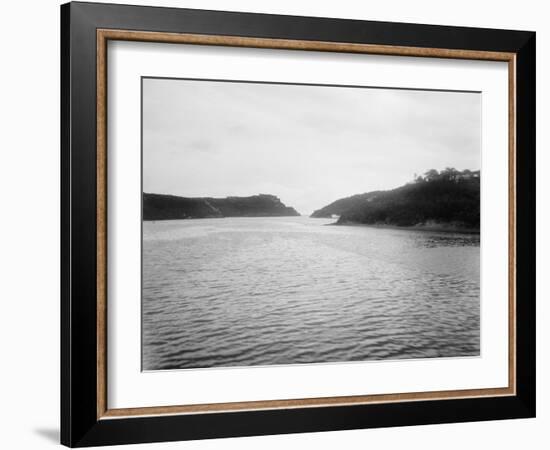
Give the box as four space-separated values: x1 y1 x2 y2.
142 216 480 370
420 234 480 248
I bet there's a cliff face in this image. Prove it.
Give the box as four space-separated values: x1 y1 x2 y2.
312 176 480 230
143 193 300 220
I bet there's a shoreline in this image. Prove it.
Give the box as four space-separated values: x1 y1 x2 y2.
329 221 480 234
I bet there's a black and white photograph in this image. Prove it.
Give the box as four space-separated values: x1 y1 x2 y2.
141 77 481 371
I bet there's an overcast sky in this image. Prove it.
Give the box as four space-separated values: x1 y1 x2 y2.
143 78 480 215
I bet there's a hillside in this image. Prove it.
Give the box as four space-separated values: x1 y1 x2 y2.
313 169 480 230
143 193 300 220
310 191 382 218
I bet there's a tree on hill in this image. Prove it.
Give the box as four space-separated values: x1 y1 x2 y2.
414 168 480 184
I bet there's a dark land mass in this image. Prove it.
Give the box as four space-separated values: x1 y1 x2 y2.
312 169 480 231
143 193 300 220
311 191 382 218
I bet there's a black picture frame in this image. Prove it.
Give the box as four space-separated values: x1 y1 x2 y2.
61 1 536 447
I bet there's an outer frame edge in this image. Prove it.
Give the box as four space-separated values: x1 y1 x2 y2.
60 2 72 447
514 31 536 418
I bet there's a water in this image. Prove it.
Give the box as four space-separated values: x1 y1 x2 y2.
142 216 480 370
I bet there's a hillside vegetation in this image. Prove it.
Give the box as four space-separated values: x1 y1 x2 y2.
313 168 480 230
143 193 300 220
311 191 382 218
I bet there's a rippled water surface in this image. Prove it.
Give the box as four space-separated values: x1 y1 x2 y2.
142 216 480 370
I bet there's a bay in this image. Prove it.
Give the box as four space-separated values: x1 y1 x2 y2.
142 216 480 370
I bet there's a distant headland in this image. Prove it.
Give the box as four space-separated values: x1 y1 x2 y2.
311 168 480 232
143 193 300 220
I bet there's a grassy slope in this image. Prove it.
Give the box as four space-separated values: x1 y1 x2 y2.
310 191 382 218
